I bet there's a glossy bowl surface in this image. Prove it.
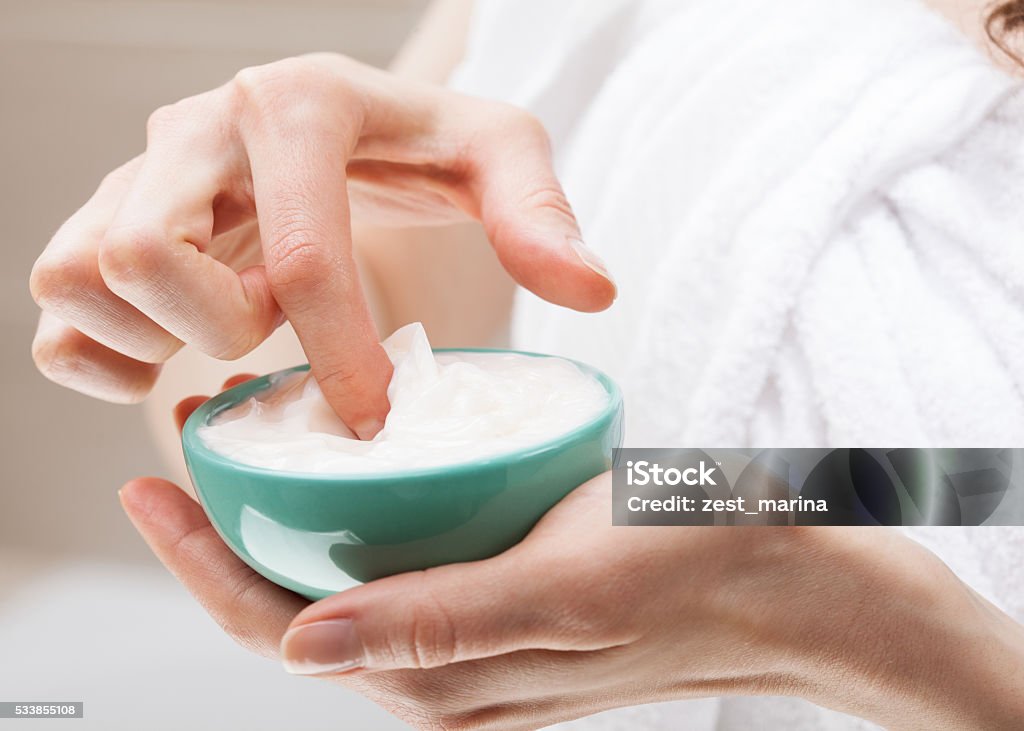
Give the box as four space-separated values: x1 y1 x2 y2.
182 349 624 600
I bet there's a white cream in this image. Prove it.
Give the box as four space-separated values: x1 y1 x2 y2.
198 323 609 474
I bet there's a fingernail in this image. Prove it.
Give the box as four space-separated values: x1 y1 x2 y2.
353 417 385 441
568 237 616 287
281 619 364 676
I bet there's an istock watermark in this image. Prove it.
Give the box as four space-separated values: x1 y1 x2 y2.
612 448 1024 526
624 459 719 487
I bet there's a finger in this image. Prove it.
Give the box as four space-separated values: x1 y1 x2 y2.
279 548 626 675
99 101 282 361
350 85 616 314
119 477 308 657
173 395 210 432
173 374 257 432
172 373 257 430
347 646 631 726
222 373 258 390
29 156 184 364
471 108 616 313
242 95 391 439
32 312 161 403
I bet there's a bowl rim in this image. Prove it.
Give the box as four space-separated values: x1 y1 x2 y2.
182 348 623 482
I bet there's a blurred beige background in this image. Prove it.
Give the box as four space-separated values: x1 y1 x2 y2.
0 2 426 728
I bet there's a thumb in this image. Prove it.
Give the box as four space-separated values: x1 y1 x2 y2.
473 111 616 313
279 554 591 675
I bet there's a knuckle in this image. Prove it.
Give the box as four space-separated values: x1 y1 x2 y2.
99 163 136 191
31 327 80 382
233 58 356 133
31 324 156 403
232 65 271 102
29 251 91 309
146 92 225 145
274 95 328 132
520 184 574 219
145 103 183 138
264 225 334 291
98 226 164 285
509 107 549 142
233 59 316 105
404 572 458 669
210 326 262 362
484 103 550 147
476 102 551 151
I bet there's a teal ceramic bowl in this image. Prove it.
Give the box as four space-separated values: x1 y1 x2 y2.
182 349 623 600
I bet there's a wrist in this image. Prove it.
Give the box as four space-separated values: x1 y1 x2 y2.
852 587 1024 729
783 530 1024 729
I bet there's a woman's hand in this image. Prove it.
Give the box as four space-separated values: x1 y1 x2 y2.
29 53 615 438
120 386 1024 731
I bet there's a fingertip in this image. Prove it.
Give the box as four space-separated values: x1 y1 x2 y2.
567 236 617 310
174 395 210 432
120 476 207 551
570 275 617 313
119 476 181 518
172 377 256 432
222 373 258 390
493 234 617 313
352 416 386 441
347 377 391 441
118 477 145 507
313 344 392 441
476 141 616 312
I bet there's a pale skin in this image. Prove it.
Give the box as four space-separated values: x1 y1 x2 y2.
29 0 1024 728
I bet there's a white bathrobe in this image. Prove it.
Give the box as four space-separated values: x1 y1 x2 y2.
450 0 1024 728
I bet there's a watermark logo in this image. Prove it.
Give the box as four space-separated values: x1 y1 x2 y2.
612 448 1022 527
626 459 717 487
